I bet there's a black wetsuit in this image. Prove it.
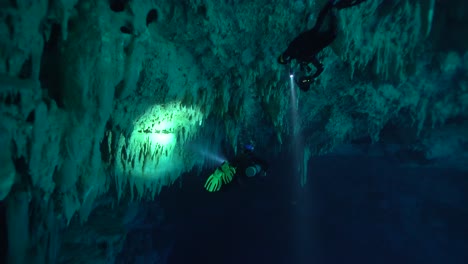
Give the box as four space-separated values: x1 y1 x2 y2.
230 150 269 182
282 1 337 78
279 0 367 91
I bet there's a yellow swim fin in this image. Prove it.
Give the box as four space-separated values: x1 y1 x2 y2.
204 162 236 192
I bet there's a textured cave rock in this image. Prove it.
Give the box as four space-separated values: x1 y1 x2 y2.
0 0 466 263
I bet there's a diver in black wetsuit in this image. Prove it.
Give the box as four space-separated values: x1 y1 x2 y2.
278 0 367 91
230 144 269 184
203 144 269 192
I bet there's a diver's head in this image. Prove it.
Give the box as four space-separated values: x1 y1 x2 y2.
243 144 255 153
296 76 312 91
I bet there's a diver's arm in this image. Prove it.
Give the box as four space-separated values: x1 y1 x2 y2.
278 47 293 64
311 56 324 78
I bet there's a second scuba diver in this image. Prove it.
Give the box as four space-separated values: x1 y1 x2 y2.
204 144 269 192
278 0 367 91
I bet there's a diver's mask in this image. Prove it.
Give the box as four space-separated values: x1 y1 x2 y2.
296 76 313 91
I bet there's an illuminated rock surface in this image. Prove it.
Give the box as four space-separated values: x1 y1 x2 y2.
0 0 466 263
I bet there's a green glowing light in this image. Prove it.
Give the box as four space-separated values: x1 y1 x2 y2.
115 102 204 183
150 133 174 146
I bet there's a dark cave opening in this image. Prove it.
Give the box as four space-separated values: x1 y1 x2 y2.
120 25 133 35
18 56 32 80
39 23 64 108
109 0 128 13
146 9 158 26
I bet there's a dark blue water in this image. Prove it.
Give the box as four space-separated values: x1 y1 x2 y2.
121 153 468 264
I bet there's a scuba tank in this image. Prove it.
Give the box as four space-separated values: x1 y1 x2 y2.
245 164 262 177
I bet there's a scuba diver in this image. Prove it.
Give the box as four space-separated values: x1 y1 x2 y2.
204 144 269 192
278 0 367 91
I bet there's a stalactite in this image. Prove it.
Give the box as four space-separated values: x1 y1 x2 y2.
426 0 435 37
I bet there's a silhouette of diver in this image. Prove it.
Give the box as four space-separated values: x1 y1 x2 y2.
278 0 367 91
204 144 269 192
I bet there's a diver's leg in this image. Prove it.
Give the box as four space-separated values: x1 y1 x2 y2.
315 9 338 49
328 6 338 35
334 0 367 10
315 0 367 31
312 1 335 31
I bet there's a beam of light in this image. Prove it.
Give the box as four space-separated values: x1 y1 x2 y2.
189 144 226 165
289 73 306 186
289 74 299 134
288 73 312 264
199 149 226 164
